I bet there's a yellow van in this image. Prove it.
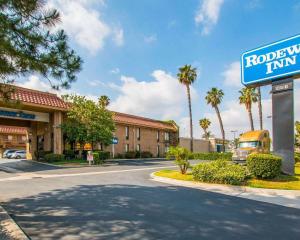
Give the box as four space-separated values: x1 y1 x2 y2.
232 130 270 162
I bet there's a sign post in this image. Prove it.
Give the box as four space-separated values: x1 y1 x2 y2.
241 34 300 175
112 137 118 158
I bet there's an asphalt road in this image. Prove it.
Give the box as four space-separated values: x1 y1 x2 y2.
0 159 300 240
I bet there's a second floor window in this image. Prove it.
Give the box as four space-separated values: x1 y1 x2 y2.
125 126 129 140
157 131 160 142
136 144 140 152
125 144 129 152
137 128 140 140
164 132 170 141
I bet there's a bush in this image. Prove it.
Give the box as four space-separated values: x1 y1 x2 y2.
140 151 153 158
246 153 282 179
63 150 75 160
192 159 248 185
295 152 300 163
92 151 110 165
167 146 190 174
125 151 137 159
34 150 52 161
190 152 232 161
43 153 65 163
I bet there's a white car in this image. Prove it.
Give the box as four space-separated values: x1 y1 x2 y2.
3 149 18 158
10 150 26 159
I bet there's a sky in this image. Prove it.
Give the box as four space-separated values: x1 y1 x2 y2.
16 0 300 140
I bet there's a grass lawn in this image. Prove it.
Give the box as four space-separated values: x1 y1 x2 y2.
154 163 300 190
50 159 89 166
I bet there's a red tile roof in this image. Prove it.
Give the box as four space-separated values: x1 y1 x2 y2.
1 85 178 131
1 85 69 110
113 112 177 131
0 125 27 135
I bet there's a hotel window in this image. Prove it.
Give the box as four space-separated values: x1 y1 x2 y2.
125 144 129 152
137 144 141 152
157 145 160 157
125 126 129 140
137 128 141 141
4 135 13 141
165 145 169 153
157 131 160 142
164 132 170 141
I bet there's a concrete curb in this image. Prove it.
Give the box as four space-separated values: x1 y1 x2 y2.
0 206 29 240
150 172 300 209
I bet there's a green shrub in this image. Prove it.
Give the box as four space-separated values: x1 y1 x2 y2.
92 151 110 164
295 152 300 163
114 153 124 159
140 151 153 158
246 153 282 179
190 152 232 161
35 150 52 161
167 146 190 174
192 159 248 185
125 151 137 159
63 150 75 160
43 153 65 163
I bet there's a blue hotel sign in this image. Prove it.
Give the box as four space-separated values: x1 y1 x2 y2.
241 34 300 86
0 109 35 120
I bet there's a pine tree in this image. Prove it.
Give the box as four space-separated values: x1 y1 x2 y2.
0 0 82 98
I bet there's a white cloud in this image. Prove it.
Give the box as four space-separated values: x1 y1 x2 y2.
17 76 54 93
113 28 124 46
110 68 120 74
47 0 123 54
109 70 197 119
144 34 157 43
222 61 242 87
195 0 224 35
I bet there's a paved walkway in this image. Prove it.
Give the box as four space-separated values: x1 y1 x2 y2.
151 173 300 209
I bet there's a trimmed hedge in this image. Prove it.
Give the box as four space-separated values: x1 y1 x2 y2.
63 150 75 160
192 159 248 185
190 152 233 161
140 151 153 158
43 153 65 163
246 153 282 179
35 150 52 161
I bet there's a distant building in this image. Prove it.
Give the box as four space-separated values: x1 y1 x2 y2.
179 137 230 152
0 85 178 159
0 126 27 157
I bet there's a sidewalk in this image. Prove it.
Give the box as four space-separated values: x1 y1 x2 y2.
151 173 300 209
0 206 29 240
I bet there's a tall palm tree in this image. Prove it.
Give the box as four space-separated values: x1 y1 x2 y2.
257 87 263 130
177 64 197 152
239 87 258 131
205 88 225 152
99 95 110 109
199 118 211 140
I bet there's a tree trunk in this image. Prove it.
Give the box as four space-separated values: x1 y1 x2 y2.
215 106 225 152
248 108 254 131
257 87 263 130
186 85 193 152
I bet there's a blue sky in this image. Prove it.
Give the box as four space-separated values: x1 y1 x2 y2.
18 0 300 139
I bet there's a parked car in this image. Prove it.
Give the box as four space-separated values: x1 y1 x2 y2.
9 150 26 159
3 149 18 158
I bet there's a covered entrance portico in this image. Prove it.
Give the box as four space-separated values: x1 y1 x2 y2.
0 86 68 159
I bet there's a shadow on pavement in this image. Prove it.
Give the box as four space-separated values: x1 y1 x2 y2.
3 184 300 240
0 160 63 173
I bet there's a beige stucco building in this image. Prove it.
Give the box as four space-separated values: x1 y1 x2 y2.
0 85 178 159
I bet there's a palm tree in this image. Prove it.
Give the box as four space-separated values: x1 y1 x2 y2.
199 118 211 140
239 87 258 131
205 88 225 152
257 87 263 130
99 95 110 109
202 130 212 140
177 64 197 152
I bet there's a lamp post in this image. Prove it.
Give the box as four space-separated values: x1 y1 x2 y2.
231 130 238 149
